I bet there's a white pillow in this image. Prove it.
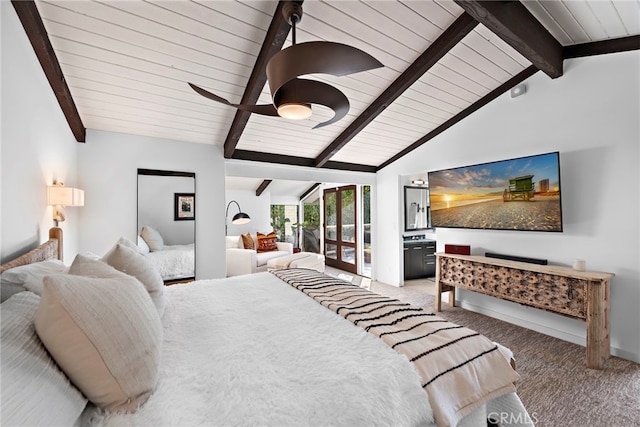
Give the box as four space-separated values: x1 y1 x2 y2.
225 235 241 249
141 226 164 252
79 251 101 260
103 243 165 316
116 236 138 251
35 255 163 412
137 235 150 254
1 292 87 426
1 260 67 300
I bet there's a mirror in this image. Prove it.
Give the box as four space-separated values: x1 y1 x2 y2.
404 186 430 231
137 169 195 284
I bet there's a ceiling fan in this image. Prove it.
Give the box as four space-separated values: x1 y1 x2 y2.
189 2 383 128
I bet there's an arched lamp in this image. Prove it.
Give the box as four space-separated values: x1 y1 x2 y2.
225 200 251 235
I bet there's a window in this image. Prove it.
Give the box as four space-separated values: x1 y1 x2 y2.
270 205 299 244
301 198 321 253
362 185 371 277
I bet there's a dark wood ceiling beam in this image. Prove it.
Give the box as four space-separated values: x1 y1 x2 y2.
12 0 85 142
223 1 302 158
299 183 320 200
232 150 377 173
378 65 539 170
256 179 272 196
454 1 563 78
564 35 640 59
313 12 478 168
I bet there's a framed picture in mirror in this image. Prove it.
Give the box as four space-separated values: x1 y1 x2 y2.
175 193 195 221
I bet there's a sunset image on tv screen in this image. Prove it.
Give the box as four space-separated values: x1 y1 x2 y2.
428 152 562 232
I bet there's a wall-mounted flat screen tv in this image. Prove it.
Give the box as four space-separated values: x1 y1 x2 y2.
428 151 562 232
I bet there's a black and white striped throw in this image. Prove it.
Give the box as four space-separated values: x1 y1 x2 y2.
272 268 519 427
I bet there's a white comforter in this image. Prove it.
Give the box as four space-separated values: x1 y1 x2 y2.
144 243 194 281
82 272 532 427
83 273 433 426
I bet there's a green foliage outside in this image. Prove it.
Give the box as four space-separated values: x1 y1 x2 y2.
270 205 290 242
303 203 320 229
363 185 371 224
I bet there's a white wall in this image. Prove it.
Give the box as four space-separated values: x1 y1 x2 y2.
225 189 272 236
77 129 225 279
1 3 80 263
376 51 640 363
271 194 300 205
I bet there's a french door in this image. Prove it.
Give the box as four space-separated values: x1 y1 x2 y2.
323 185 357 274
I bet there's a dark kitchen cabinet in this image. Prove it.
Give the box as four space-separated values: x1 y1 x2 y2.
403 240 436 280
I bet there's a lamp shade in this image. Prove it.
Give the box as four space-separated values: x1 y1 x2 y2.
47 186 84 206
232 212 251 225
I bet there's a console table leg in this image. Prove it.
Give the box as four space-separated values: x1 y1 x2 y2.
603 281 611 361
435 257 455 311
586 280 610 369
435 259 442 312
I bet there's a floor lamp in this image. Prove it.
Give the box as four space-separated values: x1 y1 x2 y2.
225 200 251 235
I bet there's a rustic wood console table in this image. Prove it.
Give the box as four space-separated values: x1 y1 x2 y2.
435 253 614 369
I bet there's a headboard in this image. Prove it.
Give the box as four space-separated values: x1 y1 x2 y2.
0 227 63 273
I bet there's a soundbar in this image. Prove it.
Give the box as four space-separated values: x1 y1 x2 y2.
485 252 548 265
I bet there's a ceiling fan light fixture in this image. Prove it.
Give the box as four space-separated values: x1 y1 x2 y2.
189 3 383 128
277 102 312 120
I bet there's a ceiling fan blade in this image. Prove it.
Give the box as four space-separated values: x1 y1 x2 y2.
266 41 383 98
235 103 279 116
188 83 278 116
274 79 349 129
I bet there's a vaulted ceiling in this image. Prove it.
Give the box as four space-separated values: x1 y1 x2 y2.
14 1 640 173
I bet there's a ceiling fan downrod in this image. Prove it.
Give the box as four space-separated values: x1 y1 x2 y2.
283 2 303 45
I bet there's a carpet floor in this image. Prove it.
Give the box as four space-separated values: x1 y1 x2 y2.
368 280 640 427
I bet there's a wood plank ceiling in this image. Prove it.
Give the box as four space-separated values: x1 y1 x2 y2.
18 1 640 172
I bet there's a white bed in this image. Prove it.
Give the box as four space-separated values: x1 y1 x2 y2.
143 243 194 281
137 225 195 282
0 230 534 427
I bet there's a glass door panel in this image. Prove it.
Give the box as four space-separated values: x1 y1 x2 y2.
341 247 356 265
325 243 338 260
341 188 355 243
323 185 357 274
325 192 337 240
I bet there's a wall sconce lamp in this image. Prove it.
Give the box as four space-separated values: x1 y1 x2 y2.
225 200 251 235
411 179 426 186
47 182 84 226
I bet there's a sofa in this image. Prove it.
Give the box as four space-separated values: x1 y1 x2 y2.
225 235 293 277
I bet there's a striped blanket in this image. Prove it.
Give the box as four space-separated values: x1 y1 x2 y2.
272 269 519 427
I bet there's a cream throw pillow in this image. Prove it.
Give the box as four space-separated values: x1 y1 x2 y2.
103 242 165 316
2 292 87 426
35 255 162 413
141 225 164 251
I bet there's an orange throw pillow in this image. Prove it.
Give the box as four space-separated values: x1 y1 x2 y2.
256 232 278 252
241 233 255 250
